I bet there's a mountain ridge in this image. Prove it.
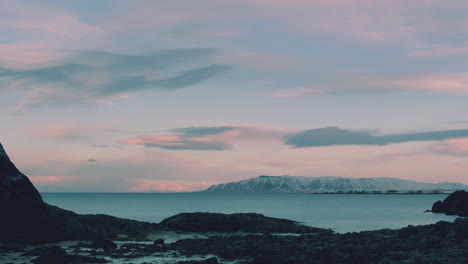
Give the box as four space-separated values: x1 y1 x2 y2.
205 175 468 193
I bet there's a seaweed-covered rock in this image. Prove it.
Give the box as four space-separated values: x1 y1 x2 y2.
160 212 330 234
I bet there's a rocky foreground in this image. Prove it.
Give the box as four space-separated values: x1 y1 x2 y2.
1 216 468 264
2 142 468 264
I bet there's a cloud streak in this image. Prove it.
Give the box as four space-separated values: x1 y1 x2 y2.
119 125 287 150
0 49 231 109
429 139 468 157
274 72 468 97
285 127 468 147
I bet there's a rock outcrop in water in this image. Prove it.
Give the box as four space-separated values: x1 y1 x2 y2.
160 212 330 234
432 190 468 216
0 142 159 243
205 175 467 193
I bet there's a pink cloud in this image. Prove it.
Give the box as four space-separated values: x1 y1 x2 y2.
362 73 468 94
273 87 323 97
0 42 66 68
216 51 301 72
12 130 468 192
274 72 468 96
0 14 101 37
408 42 468 57
118 125 289 150
104 0 468 60
430 139 468 156
127 178 214 192
28 175 75 186
234 142 468 184
28 122 103 141
0 1 104 68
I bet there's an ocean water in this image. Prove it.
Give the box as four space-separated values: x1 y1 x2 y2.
42 193 459 233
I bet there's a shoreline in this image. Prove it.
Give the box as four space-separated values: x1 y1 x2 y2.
1 215 467 264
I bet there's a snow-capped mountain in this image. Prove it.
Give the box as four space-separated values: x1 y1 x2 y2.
205 175 468 193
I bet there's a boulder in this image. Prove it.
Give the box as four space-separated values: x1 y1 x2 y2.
91 239 117 249
432 190 468 216
30 246 68 264
154 238 165 245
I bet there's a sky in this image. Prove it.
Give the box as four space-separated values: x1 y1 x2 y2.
1 0 468 192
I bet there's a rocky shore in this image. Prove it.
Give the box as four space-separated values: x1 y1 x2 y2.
1 216 468 264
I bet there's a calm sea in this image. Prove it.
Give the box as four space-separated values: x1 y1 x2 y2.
42 193 458 233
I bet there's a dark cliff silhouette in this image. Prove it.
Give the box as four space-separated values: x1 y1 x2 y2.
0 142 159 243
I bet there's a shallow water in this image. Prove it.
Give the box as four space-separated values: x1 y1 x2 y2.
42 192 458 233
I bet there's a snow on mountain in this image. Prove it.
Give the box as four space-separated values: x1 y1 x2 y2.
205 175 468 193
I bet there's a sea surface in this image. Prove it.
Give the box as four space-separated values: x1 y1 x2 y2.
42 193 459 233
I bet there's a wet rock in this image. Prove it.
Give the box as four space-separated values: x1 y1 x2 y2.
177 257 219 264
30 246 67 264
29 245 108 264
22 245 64 256
91 239 117 249
170 219 468 264
154 238 165 245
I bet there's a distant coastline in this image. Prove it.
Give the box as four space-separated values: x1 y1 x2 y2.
205 175 468 194
40 190 459 194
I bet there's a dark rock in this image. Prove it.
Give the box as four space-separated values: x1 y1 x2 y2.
454 218 468 239
30 246 67 264
398 225 419 238
29 245 107 264
431 190 468 216
91 239 117 249
431 200 445 213
160 212 331 234
170 219 468 264
32 252 108 264
153 238 165 245
177 257 219 264
22 245 64 256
